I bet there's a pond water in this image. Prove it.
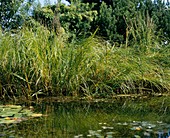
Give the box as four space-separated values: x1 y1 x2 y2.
1 96 170 138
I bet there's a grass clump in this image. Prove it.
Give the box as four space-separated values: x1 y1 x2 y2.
0 26 169 101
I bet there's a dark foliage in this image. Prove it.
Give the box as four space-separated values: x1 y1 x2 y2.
33 0 169 43
0 0 34 31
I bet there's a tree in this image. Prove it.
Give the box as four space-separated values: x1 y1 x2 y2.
33 0 169 43
59 1 98 38
0 0 34 31
33 1 98 39
94 0 170 43
97 2 117 42
151 0 170 38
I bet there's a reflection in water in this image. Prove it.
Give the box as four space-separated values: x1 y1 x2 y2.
0 97 170 137
74 120 170 138
157 129 170 138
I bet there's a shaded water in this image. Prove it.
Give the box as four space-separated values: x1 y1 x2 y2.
1 96 170 138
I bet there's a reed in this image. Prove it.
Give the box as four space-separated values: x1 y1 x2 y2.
0 26 169 100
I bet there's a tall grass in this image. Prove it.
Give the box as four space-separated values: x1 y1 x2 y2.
0 24 169 100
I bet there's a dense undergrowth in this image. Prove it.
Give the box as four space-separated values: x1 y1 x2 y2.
0 24 169 101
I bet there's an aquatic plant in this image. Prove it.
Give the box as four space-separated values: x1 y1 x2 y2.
0 105 42 124
0 25 169 100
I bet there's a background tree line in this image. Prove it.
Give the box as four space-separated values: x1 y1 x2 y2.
1 0 170 44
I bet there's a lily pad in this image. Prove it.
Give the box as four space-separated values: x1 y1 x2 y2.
14 113 24 118
0 105 42 124
0 113 15 117
31 114 42 117
2 105 22 109
0 120 16 124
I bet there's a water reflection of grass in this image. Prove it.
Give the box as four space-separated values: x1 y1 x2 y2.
1 96 169 137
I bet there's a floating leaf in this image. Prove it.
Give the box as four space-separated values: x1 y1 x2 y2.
14 113 23 118
134 135 141 138
0 113 15 117
20 109 33 116
136 127 142 131
31 114 42 117
106 132 114 135
0 120 16 124
4 105 22 109
0 105 42 124
4 117 11 120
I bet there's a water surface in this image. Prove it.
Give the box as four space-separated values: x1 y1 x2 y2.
1 96 170 138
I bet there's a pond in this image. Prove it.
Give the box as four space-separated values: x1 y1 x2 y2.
1 96 170 138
